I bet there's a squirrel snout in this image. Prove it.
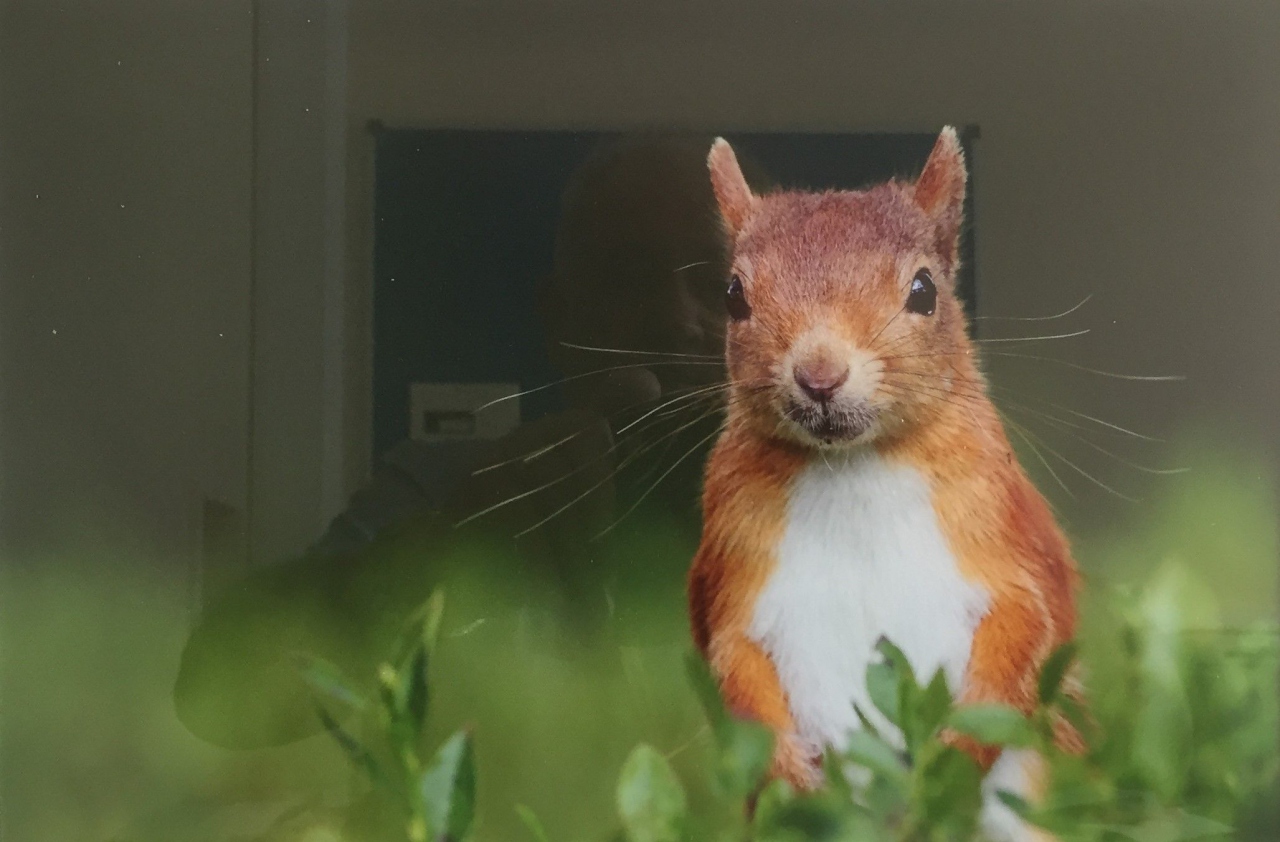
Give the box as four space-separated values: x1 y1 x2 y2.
793 358 850 404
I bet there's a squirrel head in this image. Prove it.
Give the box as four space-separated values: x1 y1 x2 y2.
708 128 978 449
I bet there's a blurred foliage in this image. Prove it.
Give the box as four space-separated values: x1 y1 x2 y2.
0 440 1276 841
302 574 1274 842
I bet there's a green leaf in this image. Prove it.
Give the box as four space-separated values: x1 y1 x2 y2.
402 645 430 733
394 589 446 733
914 746 983 838
820 748 853 803
946 704 1035 748
865 661 901 729
1038 642 1078 705
995 790 1031 817
750 778 795 834
872 637 922 748
851 702 881 739
684 652 773 796
314 704 385 786
715 719 774 797
874 637 913 686
420 588 447 653
419 730 476 842
757 797 849 841
514 804 551 842
1132 680 1193 802
905 668 953 754
1096 809 1234 842
844 730 910 788
684 653 728 733
294 653 366 712
616 744 687 842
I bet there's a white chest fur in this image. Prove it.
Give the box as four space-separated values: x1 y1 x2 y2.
748 451 990 753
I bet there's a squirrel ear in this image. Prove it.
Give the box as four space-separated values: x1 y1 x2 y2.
708 138 756 236
913 127 967 247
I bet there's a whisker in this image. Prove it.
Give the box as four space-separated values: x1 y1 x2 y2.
1010 423 1139 502
1040 401 1164 442
1006 407 1187 476
457 399 724 529
886 367 1165 443
559 341 723 361
883 369 1176 479
471 381 731 476
975 329 1090 344
878 380 991 413
474 361 727 412
673 260 713 273
511 404 727 538
975 294 1093 322
591 423 726 541
866 304 907 351
880 349 1183 382
982 351 1183 382
616 383 733 435
865 271 924 353
472 430 583 476
1003 414 1076 499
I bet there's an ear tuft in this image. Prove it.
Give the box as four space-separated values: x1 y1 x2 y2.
913 127 967 258
708 138 756 236
914 127 966 216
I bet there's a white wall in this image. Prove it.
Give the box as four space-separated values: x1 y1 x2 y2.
0 1 255 566
0 1 351 575
249 0 350 566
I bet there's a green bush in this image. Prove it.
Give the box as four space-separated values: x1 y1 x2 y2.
296 561 1276 842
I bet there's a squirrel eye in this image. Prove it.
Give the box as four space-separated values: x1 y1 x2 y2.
906 268 937 316
725 274 751 321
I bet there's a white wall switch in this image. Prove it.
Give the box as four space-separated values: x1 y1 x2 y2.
409 382 520 442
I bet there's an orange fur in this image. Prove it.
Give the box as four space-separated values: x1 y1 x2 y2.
688 129 1084 795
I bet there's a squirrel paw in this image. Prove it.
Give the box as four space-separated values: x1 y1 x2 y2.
771 734 823 791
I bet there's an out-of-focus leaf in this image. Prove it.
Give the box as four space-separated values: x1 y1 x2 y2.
996 790 1031 817
684 652 774 796
515 804 551 842
1096 809 1233 842
901 668 952 756
294 653 366 712
419 588 447 654
852 702 881 739
874 637 913 688
391 589 446 735
616 744 687 842
947 704 1035 748
873 637 923 751
1038 642 1078 706
402 645 429 734
865 661 900 729
756 795 850 842
845 730 909 788
915 746 982 839
314 704 384 786
1133 567 1197 801
750 778 795 834
419 729 476 842
716 719 774 797
684 653 728 733
821 748 854 803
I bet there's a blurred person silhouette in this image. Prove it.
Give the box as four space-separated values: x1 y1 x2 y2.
174 134 771 748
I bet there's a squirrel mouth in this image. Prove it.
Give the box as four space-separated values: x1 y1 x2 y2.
783 401 876 445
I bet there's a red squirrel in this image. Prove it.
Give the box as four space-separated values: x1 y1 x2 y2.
687 128 1083 840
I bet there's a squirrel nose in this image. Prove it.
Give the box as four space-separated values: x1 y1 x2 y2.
793 359 850 404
